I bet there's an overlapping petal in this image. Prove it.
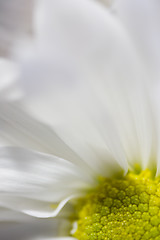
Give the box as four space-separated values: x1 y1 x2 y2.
0 0 160 239
16 0 158 174
0 146 92 217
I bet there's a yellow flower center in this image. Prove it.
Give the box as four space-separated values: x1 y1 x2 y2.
72 169 160 240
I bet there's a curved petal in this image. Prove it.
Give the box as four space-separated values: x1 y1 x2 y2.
0 207 34 222
17 0 135 174
0 146 92 217
0 101 90 173
16 0 157 174
0 207 75 238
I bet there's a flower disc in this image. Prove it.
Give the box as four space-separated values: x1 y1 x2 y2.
73 169 160 240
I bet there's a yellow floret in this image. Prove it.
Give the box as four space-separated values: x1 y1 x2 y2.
72 169 160 240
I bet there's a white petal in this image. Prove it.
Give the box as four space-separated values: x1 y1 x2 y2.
0 101 88 171
0 58 18 90
17 0 156 174
34 238 76 240
0 58 22 101
33 0 129 60
0 207 34 222
96 0 115 8
35 238 76 240
115 0 160 83
0 218 59 240
0 207 75 239
113 0 160 171
52 238 77 240
0 0 34 56
151 83 160 176
0 147 92 217
18 0 138 174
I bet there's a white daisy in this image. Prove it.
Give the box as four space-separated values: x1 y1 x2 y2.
1 0 160 239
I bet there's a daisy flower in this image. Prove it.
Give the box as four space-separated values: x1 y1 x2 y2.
1 0 160 239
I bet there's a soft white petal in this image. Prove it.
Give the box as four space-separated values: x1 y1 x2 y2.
115 0 160 83
0 218 58 240
0 0 34 56
0 207 34 222
0 58 22 101
0 101 89 172
17 0 157 174
17 0 135 174
0 146 92 217
35 238 76 240
34 238 76 240
151 84 160 176
52 238 77 240
33 0 131 62
0 58 18 90
96 0 115 8
110 0 160 172
0 207 75 238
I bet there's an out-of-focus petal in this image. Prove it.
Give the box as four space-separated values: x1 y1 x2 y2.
0 0 34 56
96 0 115 8
0 146 93 217
0 207 34 222
115 0 160 83
0 101 91 174
35 238 76 240
0 58 22 101
0 207 74 239
52 238 77 240
17 0 157 173
0 217 59 240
